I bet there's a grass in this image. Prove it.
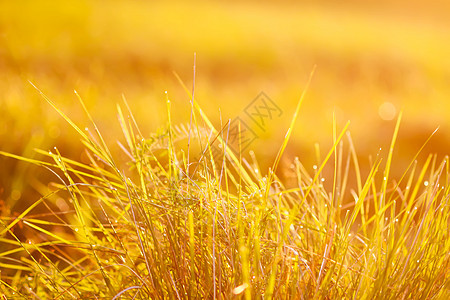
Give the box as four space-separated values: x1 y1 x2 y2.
1 2 450 297
2 0 450 166
0 74 449 299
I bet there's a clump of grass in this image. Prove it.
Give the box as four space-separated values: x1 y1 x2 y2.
0 80 449 299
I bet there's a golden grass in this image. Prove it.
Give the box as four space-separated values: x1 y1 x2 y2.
0 0 449 298
1 72 449 298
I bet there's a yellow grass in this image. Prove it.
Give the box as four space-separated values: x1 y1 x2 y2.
0 0 449 298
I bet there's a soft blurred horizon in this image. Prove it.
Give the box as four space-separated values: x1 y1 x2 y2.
1 0 450 207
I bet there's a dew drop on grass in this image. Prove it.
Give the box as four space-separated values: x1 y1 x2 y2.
321 178 325 182
74 228 79 232
313 165 317 170
424 181 429 186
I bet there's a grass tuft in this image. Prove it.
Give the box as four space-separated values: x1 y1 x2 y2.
0 83 449 299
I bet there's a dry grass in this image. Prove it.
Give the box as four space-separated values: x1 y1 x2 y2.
1 1 449 298
0 75 448 298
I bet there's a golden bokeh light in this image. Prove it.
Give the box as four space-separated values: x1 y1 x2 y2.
378 101 397 121
1 0 450 193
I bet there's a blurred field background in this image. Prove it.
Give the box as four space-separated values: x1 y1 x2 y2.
1 0 450 213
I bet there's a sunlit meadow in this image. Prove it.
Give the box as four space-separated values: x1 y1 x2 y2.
0 0 449 298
